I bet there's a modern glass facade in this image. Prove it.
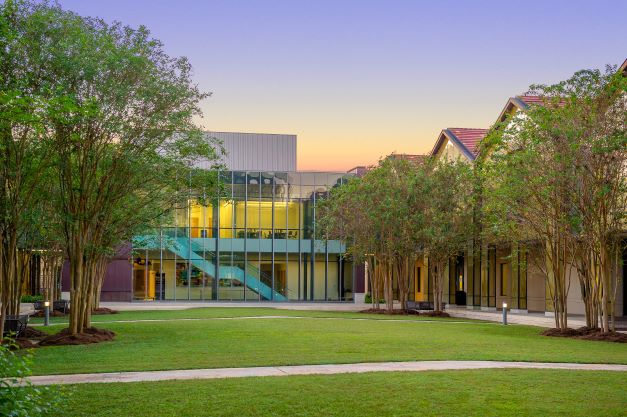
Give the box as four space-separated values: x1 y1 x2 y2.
132 171 355 302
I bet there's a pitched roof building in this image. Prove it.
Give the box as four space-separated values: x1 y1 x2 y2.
430 128 488 161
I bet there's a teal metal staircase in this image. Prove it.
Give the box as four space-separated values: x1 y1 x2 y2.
151 237 287 301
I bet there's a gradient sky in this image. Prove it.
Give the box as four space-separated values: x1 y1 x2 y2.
56 0 626 171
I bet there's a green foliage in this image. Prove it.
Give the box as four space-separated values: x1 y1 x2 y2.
0 0 225 332
20 294 43 303
0 342 65 416
479 64 626 329
417 158 475 263
364 293 385 304
318 156 474 310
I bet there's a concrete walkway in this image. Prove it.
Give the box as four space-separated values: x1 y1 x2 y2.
30 315 494 327
99 301 369 312
445 307 588 328
25 360 627 386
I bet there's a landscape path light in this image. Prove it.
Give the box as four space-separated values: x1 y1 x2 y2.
44 300 50 327
502 302 508 325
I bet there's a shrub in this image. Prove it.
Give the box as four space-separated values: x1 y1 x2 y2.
20 294 44 303
0 342 65 416
364 293 385 304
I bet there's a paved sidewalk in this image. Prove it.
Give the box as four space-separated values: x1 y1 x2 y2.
30 315 492 327
98 301 369 312
445 307 588 328
24 361 627 386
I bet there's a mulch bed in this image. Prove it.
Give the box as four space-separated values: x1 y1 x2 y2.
38 327 116 346
91 307 119 315
360 308 449 317
32 309 65 318
22 326 49 339
541 327 627 343
3 327 48 350
12 338 38 350
360 308 419 315
420 311 450 318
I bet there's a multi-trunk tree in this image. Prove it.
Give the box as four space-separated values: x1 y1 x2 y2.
0 1 222 337
481 66 626 330
418 158 474 312
319 156 473 313
43 8 222 335
0 0 60 339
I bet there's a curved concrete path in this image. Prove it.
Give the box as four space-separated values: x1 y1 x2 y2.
25 361 627 386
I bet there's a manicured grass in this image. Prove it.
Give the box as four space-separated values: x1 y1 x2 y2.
61 369 627 417
29 309 627 375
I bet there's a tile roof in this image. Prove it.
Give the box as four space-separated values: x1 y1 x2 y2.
430 128 488 161
517 95 545 106
445 128 489 158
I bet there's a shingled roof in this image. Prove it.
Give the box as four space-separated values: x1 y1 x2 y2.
431 128 489 161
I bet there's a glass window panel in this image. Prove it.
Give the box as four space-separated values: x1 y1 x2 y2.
274 172 288 185
286 252 300 301
232 171 246 184
219 201 234 238
327 255 340 301
287 172 301 186
274 200 287 231
247 171 260 185
315 173 328 185
218 252 233 300
161 259 176 300
343 259 354 301
327 173 343 189
274 253 288 299
287 200 300 239
300 172 316 185
175 259 190 300
313 254 326 301
246 252 261 301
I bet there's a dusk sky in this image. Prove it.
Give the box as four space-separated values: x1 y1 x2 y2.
57 0 625 171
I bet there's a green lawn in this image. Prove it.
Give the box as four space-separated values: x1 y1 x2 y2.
29 308 627 375
61 369 627 417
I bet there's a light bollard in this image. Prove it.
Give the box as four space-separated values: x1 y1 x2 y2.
502 302 508 325
44 300 50 326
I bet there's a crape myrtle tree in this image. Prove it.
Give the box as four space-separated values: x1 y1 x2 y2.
317 163 384 310
0 0 61 339
38 5 222 335
367 158 422 311
481 98 577 330
419 158 474 312
319 156 472 313
559 67 626 331
481 65 626 331
318 158 424 311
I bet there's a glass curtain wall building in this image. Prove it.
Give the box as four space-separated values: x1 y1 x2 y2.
132 171 354 302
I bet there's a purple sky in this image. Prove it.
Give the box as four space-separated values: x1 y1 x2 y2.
56 0 626 170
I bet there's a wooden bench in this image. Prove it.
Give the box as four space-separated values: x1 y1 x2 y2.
2 314 30 338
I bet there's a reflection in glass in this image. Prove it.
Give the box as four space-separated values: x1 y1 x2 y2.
137 171 353 302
